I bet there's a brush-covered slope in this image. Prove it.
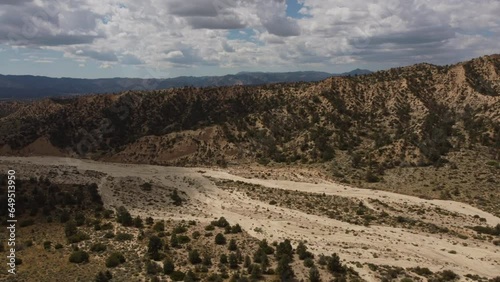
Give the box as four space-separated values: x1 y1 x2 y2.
1 55 498 168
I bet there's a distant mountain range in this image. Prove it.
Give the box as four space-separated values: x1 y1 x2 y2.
0 69 372 99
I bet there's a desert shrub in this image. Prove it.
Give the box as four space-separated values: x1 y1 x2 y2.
141 182 152 191
163 258 175 274
177 235 191 244
439 270 459 281
276 256 294 281
67 232 90 243
153 221 165 232
220 254 228 264
115 206 133 226
69 250 89 263
95 271 113 282
231 224 242 233
470 224 500 236
309 267 321 282
54 243 63 250
188 249 202 264
215 233 226 245
192 231 201 239
115 232 133 241
228 239 237 251
212 217 229 228
43 241 51 250
170 271 185 281
106 252 125 268
228 253 238 269
104 232 115 239
134 216 144 228
304 258 314 268
90 243 107 253
410 267 433 276
171 190 183 206
100 223 113 230
205 224 215 231
146 260 161 274
173 225 187 234
327 253 345 274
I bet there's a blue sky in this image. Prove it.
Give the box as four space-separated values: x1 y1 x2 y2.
0 0 499 79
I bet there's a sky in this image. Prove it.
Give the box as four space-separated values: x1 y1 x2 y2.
0 0 499 79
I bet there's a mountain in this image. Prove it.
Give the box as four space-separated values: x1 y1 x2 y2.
340 68 373 76
0 70 371 100
0 55 499 215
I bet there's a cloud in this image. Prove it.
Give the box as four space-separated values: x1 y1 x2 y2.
0 1 103 47
167 0 220 17
0 0 499 76
74 49 118 62
99 62 113 69
121 54 143 65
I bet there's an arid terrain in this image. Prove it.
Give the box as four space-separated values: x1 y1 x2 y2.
0 55 499 281
1 156 498 282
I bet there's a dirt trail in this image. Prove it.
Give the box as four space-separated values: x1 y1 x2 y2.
1 156 499 281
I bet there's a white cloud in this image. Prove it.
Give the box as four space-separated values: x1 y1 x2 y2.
0 0 499 76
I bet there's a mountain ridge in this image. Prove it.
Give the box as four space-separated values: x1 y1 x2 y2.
0 69 372 99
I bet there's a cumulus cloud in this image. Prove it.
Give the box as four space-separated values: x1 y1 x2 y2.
1 0 499 75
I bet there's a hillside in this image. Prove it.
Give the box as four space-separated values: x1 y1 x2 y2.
0 55 499 215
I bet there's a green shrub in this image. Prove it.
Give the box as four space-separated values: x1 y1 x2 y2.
192 231 201 239
163 258 175 274
90 243 107 253
106 252 125 268
69 250 89 263
153 221 165 232
95 271 113 282
439 270 459 281
215 233 226 245
177 235 191 244
188 249 202 264
67 232 90 243
104 232 115 239
172 225 187 234
170 271 185 281
115 233 133 241
303 258 314 268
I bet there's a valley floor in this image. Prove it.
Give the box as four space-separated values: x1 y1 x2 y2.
1 156 499 281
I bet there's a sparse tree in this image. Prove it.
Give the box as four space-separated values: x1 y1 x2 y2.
228 239 238 251
276 256 294 282
163 258 175 274
215 233 226 245
309 267 321 282
148 236 164 261
228 253 238 269
116 206 133 226
188 249 202 264
133 216 144 228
